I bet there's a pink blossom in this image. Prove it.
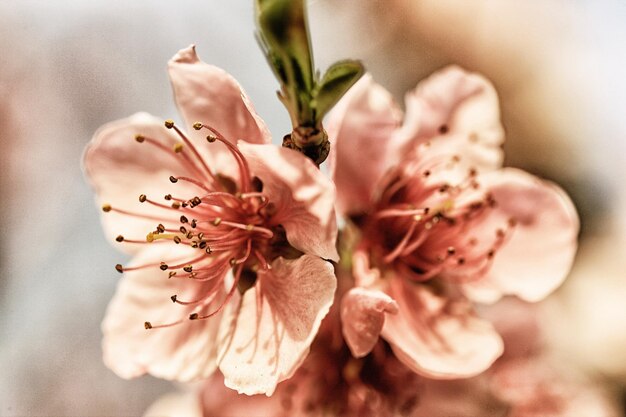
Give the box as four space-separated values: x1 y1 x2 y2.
83 45 338 395
328 66 579 378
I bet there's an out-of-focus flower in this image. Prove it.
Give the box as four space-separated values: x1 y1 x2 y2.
328 67 579 378
83 45 338 395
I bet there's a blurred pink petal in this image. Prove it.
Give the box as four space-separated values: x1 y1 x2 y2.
400 66 504 150
239 142 339 261
217 255 336 395
326 74 403 215
382 277 503 378
340 287 399 358
465 168 579 303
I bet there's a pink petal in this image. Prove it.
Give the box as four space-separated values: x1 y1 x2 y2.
102 244 223 381
326 74 404 215
168 45 271 178
401 65 504 150
466 168 579 302
217 255 336 395
340 287 399 358
238 142 339 261
83 112 198 253
381 277 503 378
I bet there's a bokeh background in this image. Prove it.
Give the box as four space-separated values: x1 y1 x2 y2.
0 0 624 415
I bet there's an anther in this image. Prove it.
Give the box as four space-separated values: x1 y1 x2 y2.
157 224 166 233
115 264 124 273
168 271 177 279
487 249 495 258
164 119 175 129
102 204 112 212
169 176 178 183
171 202 181 209
173 236 181 244
164 194 172 200
180 215 189 224
173 143 184 153
508 218 518 227
197 232 204 239
144 321 153 329
496 229 505 238
447 247 456 255
183 265 193 273
170 295 177 303
205 247 212 254
139 194 147 203
213 217 222 226
179 226 187 234
423 170 431 178
115 235 124 242
189 313 199 320
206 135 217 143
190 219 197 228
457 257 466 265
134 134 145 143
159 263 168 271
438 124 449 134
186 231 194 239
192 122 203 130
198 241 207 249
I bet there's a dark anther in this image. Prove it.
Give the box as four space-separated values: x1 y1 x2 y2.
157 224 165 233
193 122 203 130
139 194 147 203
164 194 172 200
115 264 124 273
438 124 449 134
173 236 182 244
179 226 187 234
189 313 199 320
164 119 175 129
183 265 193 273
144 321 153 329
134 134 145 143
102 204 112 212
169 176 178 183
159 263 168 271
170 295 177 303
180 215 189 224
115 235 124 242
190 219 197 228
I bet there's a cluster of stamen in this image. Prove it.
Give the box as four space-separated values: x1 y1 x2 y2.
105 120 276 329
364 132 517 283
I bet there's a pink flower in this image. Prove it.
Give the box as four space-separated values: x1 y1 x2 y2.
328 67 579 378
83 45 339 395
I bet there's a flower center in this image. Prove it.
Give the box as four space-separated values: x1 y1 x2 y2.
103 120 279 329
361 147 516 283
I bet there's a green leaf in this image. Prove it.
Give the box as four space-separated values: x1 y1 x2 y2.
314 60 365 119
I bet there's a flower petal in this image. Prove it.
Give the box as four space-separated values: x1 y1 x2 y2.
401 65 504 151
382 277 503 378
83 112 199 253
326 74 404 215
217 255 336 395
168 45 271 178
340 287 398 358
102 244 224 381
466 168 579 302
238 142 339 261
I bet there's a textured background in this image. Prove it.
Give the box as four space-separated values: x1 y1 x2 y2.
0 0 624 415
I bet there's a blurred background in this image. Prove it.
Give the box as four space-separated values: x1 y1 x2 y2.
0 0 624 415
